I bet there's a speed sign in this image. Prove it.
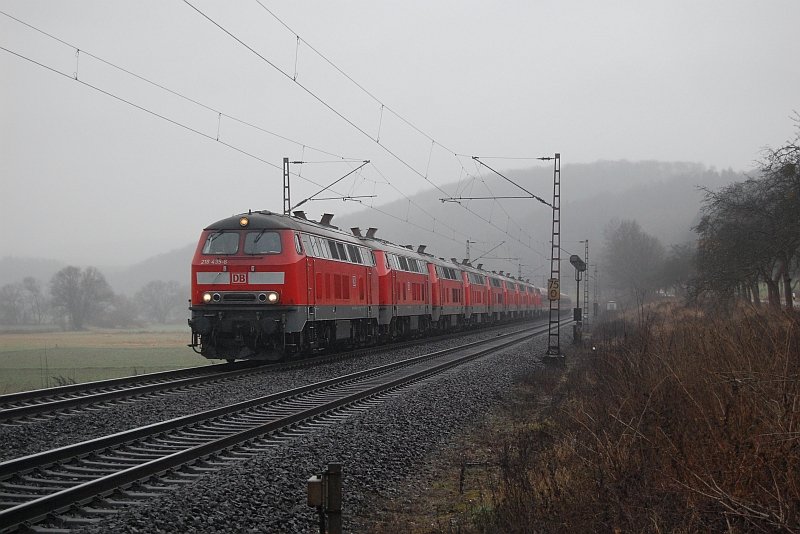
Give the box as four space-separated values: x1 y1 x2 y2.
548 278 560 301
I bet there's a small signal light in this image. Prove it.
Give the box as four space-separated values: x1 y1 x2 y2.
239 216 249 227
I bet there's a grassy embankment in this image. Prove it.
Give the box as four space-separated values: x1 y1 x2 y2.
0 326 214 394
368 303 799 532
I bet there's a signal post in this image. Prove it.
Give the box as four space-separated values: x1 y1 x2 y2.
570 254 587 344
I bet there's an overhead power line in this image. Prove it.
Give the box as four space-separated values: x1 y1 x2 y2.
252 1 458 155
0 18 488 256
257 0 550 250
0 10 362 164
0 41 351 195
184 0 457 201
3 7 552 265
184 2 550 258
0 33 475 255
469 157 553 208
0 39 493 255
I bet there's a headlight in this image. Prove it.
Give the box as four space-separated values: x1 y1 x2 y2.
257 292 279 303
202 292 212 303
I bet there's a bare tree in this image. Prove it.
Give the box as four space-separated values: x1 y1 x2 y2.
757 119 800 309
695 118 799 310
602 219 665 308
0 283 25 325
134 280 188 324
22 277 45 324
50 266 114 330
659 243 695 298
694 180 768 304
97 294 141 328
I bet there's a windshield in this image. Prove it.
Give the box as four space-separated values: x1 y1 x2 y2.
244 231 282 254
202 231 239 255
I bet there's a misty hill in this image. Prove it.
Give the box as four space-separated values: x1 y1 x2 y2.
1 161 744 293
0 256 66 289
105 243 196 295
0 245 196 297
331 160 745 283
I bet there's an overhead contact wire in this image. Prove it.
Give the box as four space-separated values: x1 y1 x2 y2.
185 0 454 199
190 2 545 256
250 1 555 254
0 9 357 163
0 43 351 197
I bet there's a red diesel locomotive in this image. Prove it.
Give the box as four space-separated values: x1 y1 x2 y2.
189 210 550 361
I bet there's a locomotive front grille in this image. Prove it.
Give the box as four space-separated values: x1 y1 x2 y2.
223 293 257 302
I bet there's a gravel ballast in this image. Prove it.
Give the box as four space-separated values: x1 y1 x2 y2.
72 334 551 533
0 324 537 463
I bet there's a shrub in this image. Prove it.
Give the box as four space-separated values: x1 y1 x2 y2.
484 304 800 532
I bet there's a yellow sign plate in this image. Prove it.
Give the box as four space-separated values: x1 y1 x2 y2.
548 278 560 300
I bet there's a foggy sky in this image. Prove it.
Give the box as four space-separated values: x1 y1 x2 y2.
2 1 798 266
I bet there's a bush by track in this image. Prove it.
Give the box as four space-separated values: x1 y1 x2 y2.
365 303 800 533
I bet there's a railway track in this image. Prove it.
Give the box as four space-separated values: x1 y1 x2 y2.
0 322 553 533
0 361 263 424
0 319 549 425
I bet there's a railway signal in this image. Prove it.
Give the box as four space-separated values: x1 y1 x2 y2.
570 253 587 344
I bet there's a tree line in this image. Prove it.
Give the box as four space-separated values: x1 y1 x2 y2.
694 120 799 309
0 267 189 330
601 118 799 310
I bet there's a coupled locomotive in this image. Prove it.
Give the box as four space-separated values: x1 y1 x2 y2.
188 210 556 361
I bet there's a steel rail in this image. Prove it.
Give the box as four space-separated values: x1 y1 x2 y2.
0 361 251 404
0 323 553 532
0 361 263 422
0 318 550 423
0 364 265 423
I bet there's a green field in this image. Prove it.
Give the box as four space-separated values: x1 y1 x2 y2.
0 328 220 394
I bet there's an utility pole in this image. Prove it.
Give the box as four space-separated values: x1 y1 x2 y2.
283 157 291 215
465 240 477 263
546 153 562 358
592 263 599 318
436 152 561 356
583 240 589 328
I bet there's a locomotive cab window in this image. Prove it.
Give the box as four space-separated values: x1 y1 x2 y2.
202 231 239 255
244 231 282 254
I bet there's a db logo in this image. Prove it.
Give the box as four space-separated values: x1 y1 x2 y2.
232 273 247 284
